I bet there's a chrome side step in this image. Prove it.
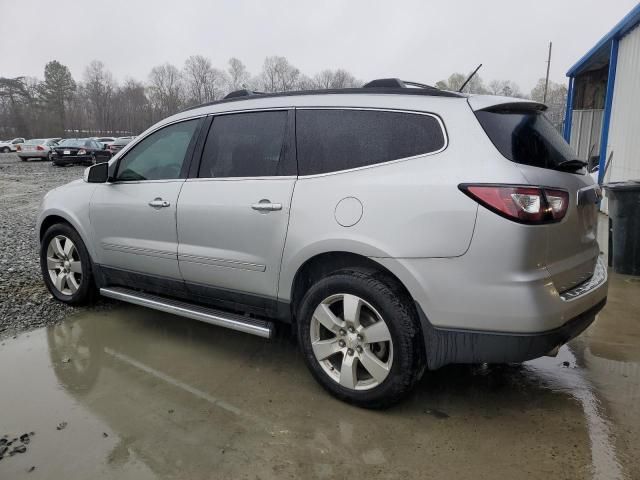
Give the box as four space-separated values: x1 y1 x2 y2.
100 287 274 339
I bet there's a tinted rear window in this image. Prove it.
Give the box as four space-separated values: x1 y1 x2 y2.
296 109 446 175
475 109 577 170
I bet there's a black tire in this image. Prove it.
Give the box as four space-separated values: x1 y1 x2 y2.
297 268 425 409
40 223 96 305
20 156 28 161
1 147 10 153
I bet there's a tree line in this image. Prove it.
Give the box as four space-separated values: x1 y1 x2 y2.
0 56 567 139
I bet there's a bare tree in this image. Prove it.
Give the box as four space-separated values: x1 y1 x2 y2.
148 63 184 119
531 78 567 130
260 56 300 92
436 72 487 94
227 57 250 91
183 55 229 106
83 60 116 132
488 79 523 98
312 69 360 89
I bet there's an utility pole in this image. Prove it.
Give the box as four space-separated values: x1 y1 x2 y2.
543 41 552 103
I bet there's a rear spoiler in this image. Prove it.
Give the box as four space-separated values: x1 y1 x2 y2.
467 95 546 112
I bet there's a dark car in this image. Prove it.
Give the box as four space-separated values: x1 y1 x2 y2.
108 136 135 155
52 138 111 166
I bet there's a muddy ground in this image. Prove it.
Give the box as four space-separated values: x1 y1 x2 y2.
0 153 638 479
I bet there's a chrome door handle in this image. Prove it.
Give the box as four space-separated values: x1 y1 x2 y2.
251 200 282 212
148 198 170 208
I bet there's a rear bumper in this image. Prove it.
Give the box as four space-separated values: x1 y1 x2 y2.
418 297 606 369
18 151 48 159
53 155 92 164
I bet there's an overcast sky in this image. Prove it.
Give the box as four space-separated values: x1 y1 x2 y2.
1 0 637 92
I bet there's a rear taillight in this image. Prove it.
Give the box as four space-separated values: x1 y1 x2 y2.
36 145 45 151
459 184 569 224
16 145 21 151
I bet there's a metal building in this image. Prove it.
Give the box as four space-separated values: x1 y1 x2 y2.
564 4 640 188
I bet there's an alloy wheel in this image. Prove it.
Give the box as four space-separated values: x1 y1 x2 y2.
46 235 82 295
310 293 393 390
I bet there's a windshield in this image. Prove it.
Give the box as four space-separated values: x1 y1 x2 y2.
475 109 582 172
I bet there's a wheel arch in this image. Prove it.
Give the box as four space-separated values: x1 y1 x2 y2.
288 251 415 320
38 211 97 261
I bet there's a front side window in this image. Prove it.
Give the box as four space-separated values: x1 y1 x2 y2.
296 109 446 175
198 111 289 178
116 119 199 181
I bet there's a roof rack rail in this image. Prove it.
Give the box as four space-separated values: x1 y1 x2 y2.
224 89 262 99
362 78 441 91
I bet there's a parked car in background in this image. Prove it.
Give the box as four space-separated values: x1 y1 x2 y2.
93 137 117 149
17 138 60 161
51 138 111 166
108 136 135 155
37 80 607 408
0 137 26 153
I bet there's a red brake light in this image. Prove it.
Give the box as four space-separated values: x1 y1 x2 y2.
459 184 569 224
37 145 45 151
16 145 21 151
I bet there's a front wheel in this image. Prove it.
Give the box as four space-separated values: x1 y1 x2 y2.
297 269 425 409
40 223 96 305
1 147 10 153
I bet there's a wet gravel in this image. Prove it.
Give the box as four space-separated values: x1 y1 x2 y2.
0 153 111 339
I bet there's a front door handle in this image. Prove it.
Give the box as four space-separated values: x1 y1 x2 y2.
148 198 170 208
251 200 282 212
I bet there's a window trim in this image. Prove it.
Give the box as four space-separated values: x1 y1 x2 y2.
189 108 296 180
111 116 204 184
294 107 448 178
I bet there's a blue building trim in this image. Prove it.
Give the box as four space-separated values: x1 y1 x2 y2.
598 38 619 184
567 4 640 77
563 77 574 142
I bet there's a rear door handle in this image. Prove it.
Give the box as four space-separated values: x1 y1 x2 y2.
251 200 282 212
148 198 170 208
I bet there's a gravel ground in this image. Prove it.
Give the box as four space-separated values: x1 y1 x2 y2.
0 153 111 339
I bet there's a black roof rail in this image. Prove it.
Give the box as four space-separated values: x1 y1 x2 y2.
363 78 444 93
224 89 262 99
181 81 463 113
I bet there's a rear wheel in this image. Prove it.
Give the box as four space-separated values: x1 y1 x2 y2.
20 157 27 161
1 147 10 153
297 269 424 408
40 223 96 305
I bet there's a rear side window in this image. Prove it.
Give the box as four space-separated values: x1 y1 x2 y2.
296 109 446 175
198 111 290 178
475 109 577 171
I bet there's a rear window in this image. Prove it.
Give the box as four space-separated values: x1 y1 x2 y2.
296 109 446 175
475 109 578 171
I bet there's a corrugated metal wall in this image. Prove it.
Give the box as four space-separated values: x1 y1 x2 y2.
604 25 640 183
570 109 604 160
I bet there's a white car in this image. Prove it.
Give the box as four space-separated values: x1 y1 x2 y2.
0 137 26 153
92 137 117 149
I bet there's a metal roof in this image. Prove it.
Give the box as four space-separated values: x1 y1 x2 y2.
567 3 640 77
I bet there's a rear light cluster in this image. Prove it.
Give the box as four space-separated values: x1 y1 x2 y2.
459 184 569 224
36 145 45 151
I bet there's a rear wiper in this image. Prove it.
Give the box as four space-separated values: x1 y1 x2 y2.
556 159 587 171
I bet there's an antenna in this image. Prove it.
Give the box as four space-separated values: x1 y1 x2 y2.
543 42 553 103
458 64 483 93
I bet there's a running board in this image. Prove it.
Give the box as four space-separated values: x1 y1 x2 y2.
100 287 274 339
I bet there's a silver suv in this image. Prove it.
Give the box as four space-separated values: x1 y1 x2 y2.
37 79 608 408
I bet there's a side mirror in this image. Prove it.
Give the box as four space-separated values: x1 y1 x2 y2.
84 162 109 183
